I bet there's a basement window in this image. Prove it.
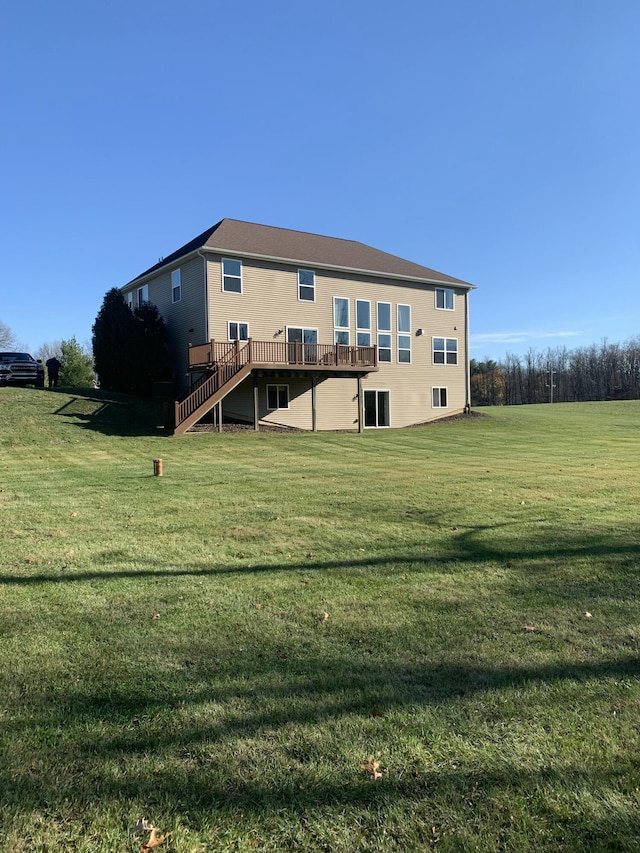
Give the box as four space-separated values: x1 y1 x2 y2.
267 384 289 410
432 387 448 408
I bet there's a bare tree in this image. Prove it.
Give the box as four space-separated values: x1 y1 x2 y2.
35 340 63 363
0 320 18 349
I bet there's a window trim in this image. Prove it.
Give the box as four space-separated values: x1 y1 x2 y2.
266 383 290 410
137 284 148 307
432 336 459 365
222 257 242 294
171 268 181 303
227 321 249 342
435 287 455 311
432 387 448 408
297 268 315 302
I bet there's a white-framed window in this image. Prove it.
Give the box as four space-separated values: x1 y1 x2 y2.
267 384 289 410
298 269 315 301
137 284 149 307
172 269 181 303
432 387 448 408
222 258 242 293
433 337 458 365
356 299 371 346
377 301 392 363
364 389 390 427
228 321 249 342
436 287 454 310
333 296 350 345
397 304 411 363
126 292 133 309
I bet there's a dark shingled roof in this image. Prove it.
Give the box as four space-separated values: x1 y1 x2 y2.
129 219 473 287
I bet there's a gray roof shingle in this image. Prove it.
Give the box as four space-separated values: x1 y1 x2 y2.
129 219 473 287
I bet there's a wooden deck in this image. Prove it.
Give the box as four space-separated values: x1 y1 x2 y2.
173 339 378 434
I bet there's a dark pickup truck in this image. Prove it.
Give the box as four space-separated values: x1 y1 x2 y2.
0 352 45 387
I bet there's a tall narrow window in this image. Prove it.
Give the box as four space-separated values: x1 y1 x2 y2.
137 284 149 307
356 299 371 346
222 258 242 293
298 269 315 301
333 297 349 345
377 301 392 362
435 288 454 310
397 304 411 363
171 269 181 303
364 390 390 427
228 322 249 341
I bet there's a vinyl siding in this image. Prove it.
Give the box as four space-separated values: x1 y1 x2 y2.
122 255 206 392
204 256 469 429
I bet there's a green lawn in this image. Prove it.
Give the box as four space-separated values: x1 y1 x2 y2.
1 388 639 852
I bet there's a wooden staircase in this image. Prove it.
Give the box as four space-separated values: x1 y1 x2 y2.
173 343 252 434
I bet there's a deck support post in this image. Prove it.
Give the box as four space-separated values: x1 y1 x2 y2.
217 401 223 433
357 376 364 434
311 375 317 432
253 374 259 431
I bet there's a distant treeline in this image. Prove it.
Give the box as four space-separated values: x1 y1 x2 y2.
471 338 640 406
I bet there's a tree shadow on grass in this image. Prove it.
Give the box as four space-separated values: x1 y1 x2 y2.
2 650 640 848
50 387 168 437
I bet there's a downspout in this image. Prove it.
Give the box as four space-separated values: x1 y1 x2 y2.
465 288 471 412
197 249 209 342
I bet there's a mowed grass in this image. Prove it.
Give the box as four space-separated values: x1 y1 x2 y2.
1 388 639 852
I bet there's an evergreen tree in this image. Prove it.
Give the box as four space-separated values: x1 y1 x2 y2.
59 337 95 387
92 288 137 391
92 289 172 395
131 302 172 395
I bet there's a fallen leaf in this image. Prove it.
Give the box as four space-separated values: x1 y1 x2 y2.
70 512 78 517
151 613 160 620
523 625 537 633
141 827 169 851
252 602 262 609
584 611 593 618
321 610 329 622
130 818 154 835
360 756 383 780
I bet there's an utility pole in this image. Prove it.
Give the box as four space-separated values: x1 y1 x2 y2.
547 367 557 404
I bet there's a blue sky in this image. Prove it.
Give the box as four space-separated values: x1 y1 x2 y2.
2 0 638 362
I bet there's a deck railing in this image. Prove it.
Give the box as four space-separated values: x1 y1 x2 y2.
188 339 377 370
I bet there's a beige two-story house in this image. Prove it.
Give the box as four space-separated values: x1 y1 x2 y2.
122 219 475 434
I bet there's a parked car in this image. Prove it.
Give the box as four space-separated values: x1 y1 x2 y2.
0 352 45 387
